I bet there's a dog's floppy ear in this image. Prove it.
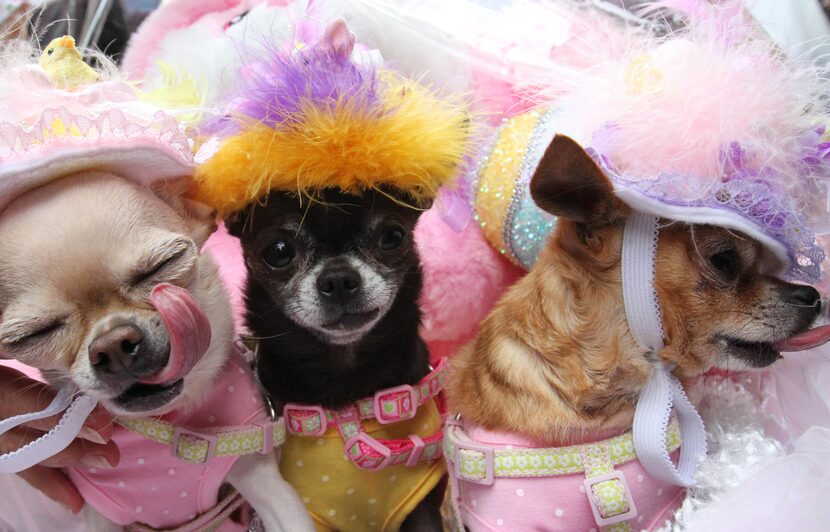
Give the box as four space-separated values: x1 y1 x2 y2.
530 135 628 226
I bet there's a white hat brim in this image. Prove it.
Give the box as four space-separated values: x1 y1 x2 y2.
616 186 790 277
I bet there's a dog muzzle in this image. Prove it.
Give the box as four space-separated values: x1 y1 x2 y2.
0 284 212 473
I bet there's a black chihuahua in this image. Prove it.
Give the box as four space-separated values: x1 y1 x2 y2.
228 188 444 531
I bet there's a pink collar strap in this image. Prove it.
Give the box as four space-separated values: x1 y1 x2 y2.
283 358 448 472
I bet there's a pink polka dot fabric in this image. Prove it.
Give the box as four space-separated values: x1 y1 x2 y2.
67 352 267 529
455 423 685 532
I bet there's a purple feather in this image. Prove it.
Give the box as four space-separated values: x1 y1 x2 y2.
800 126 830 170
205 38 380 136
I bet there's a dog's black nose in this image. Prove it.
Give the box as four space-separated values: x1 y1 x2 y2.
317 266 362 303
783 284 821 312
89 323 148 375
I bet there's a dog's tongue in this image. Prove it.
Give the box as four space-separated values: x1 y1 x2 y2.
776 324 830 352
138 284 212 385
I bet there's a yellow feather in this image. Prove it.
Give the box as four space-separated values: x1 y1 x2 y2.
193 75 470 217
139 62 205 123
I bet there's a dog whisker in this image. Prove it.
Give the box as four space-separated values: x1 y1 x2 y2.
243 331 291 341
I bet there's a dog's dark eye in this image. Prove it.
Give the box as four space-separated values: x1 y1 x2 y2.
378 226 405 251
263 240 294 269
709 249 740 280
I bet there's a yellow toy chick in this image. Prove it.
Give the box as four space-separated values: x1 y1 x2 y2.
39 35 99 90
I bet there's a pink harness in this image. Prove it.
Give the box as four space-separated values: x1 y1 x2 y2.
67 343 280 530
282 358 448 470
445 418 685 532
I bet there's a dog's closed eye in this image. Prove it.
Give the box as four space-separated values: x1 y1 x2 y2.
133 252 183 285
0 318 64 347
132 240 196 286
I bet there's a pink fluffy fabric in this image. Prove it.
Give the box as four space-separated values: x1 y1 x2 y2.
201 223 249 333
415 208 523 361
522 2 830 232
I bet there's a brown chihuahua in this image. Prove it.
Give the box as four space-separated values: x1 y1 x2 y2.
444 135 823 530
450 134 821 440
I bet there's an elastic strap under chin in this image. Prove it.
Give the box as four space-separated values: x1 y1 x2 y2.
621 211 707 488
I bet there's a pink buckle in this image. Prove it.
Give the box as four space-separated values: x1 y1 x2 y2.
453 440 495 486
258 422 274 454
584 471 638 527
373 385 418 424
344 433 392 471
171 427 217 464
334 405 360 424
406 434 425 467
283 404 327 436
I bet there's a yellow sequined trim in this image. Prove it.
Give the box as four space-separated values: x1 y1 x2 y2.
475 111 542 256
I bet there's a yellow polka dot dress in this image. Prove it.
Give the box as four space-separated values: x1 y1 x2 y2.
280 399 445 531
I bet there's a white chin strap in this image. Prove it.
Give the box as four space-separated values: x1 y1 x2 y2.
623 212 707 487
0 384 96 473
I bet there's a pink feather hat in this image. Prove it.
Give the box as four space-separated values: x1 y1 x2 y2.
453 0 830 282
0 52 194 213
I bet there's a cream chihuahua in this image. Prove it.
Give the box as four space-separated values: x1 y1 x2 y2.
0 172 312 532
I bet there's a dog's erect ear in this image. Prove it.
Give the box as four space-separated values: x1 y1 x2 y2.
323 19 356 59
180 198 218 246
155 189 218 246
530 135 628 226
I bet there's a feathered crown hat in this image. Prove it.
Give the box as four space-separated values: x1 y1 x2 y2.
191 19 470 217
467 1 830 282
0 38 194 213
